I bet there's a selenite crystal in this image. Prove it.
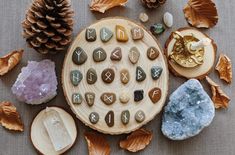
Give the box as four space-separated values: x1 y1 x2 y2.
11 60 57 105
161 79 215 140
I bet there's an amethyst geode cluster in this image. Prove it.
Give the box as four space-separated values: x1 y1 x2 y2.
11 59 57 105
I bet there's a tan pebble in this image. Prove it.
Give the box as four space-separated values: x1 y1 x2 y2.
139 12 149 23
119 91 130 104
120 69 130 84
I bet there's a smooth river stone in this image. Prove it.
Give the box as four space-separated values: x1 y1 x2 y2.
161 79 215 140
134 90 144 102
101 93 116 105
72 93 83 104
86 68 97 84
85 92 95 107
147 47 159 60
100 27 113 42
101 68 115 83
72 47 87 65
70 70 83 86
151 66 163 80
149 87 161 103
89 112 99 124
135 110 145 123
105 111 114 127
116 25 129 42
121 110 130 125
129 47 140 64
136 66 146 82
93 47 107 62
86 28 96 42
131 27 144 40
119 91 130 104
120 69 130 84
110 47 122 61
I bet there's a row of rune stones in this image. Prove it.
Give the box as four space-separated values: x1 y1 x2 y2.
72 46 160 66
70 66 163 86
72 89 161 127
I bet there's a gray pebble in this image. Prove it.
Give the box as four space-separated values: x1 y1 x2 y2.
136 66 146 82
89 112 99 124
100 27 113 42
121 110 130 125
86 28 96 42
72 47 87 65
70 70 83 86
151 66 163 80
93 47 107 62
72 93 82 104
86 68 97 84
135 110 145 123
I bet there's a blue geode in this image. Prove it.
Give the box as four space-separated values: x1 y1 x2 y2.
161 79 215 140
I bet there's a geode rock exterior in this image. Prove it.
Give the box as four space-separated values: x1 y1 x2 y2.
11 60 57 105
161 79 215 140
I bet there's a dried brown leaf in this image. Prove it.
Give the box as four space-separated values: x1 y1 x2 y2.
90 0 128 13
183 0 218 28
215 54 232 84
119 128 153 152
0 49 23 76
206 76 230 109
84 132 111 155
0 101 24 131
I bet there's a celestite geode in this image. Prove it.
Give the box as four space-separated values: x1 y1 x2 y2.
161 79 215 140
11 60 57 105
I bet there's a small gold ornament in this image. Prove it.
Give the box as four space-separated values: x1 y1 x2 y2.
169 31 211 68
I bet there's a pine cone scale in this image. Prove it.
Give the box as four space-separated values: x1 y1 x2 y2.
141 0 166 8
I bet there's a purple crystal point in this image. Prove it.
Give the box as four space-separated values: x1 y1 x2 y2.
11 59 58 105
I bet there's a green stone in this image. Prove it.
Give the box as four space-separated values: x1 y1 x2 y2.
150 23 165 35
70 70 83 86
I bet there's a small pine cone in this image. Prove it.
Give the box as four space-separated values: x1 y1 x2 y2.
22 0 74 54
141 0 166 9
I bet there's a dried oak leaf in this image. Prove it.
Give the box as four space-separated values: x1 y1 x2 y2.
119 128 153 152
215 54 232 84
0 49 23 76
84 132 111 155
90 0 128 13
0 101 24 131
206 76 230 109
183 0 218 28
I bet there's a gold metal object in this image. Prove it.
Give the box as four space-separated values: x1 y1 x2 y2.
169 31 205 68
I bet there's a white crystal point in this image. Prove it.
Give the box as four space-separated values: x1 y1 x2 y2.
163 12 173 28
161 79 215 140
11 59 58 105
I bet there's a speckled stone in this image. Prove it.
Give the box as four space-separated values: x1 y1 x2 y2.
100 27 113 42
89 112 99 124
72 47 87 65
70 70 83 86
129 47 140 64
85 92 95 107
161 79 215 140
149 87 161 103
147 47 159 60
135 110 145 123
105 110 114 127
93 47 107 62
131 27 144 40
134 90 144 102
101 68 115 83
136 66 146 82
110 47 122 61
86 68 97 84
72 93 83 104
86 28 96 42
151 66 163 80
121 110 130 125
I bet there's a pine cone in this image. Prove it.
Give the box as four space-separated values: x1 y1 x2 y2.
141 0 166 9
22 0 74 54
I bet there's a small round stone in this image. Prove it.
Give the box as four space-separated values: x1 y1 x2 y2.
119 91 130 104
101 93 116 105
89 112 99 124
134 90 144 102
120 69 130 84
93 47 107 62
121 110 130 125
72 93 83 104
86 68 97 84
101 68 115 83
72 47 87 65
135 110 145 123
70 70 83 86
149 87 161 103
147 47 159 60
105 110 114 127
139 12 149 23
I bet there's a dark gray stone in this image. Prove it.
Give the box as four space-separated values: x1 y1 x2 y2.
86 68 97 84
93 47 107 62
72 47 87 65
151 66 163 80
134 90 144 102
136 66 146 82
121 110 130 125
105 110 114 127
86 28 96 42
89 112 99 124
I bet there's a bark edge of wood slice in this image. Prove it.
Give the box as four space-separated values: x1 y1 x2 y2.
165 27 217 80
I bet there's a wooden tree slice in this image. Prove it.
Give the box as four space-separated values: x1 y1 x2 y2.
62 17 169 135
165 27 217 79
30 107 77 155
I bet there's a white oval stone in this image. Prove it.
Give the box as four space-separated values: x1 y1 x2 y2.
163 12 173 28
